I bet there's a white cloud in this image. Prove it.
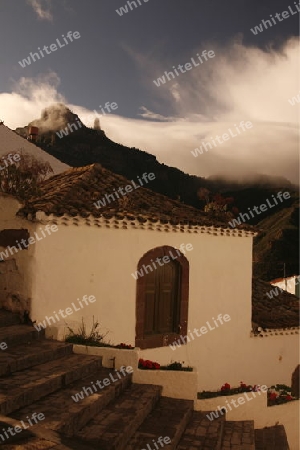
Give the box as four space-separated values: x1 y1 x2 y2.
0 38 299 183
27 0 53 21
0 72 65 127
138 106 175 122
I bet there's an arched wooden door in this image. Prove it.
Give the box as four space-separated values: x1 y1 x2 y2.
135 246 189 349
144 258 181 336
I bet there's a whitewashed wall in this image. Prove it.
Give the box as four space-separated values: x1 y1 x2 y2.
20 220 299 390
0 124 69 174
0 195 36 308
30 223 250 383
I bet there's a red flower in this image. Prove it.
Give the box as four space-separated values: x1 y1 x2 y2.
285 395 292 401
269 392 277 401
117 343 133 349
221 383 230 391
138 358 160 370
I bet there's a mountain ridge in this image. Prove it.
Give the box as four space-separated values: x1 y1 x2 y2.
14 104 299 281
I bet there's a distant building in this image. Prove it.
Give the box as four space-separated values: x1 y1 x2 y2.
270 275 300 298
0 123 69 174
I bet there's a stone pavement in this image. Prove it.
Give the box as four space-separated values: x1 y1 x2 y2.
221 420 255 450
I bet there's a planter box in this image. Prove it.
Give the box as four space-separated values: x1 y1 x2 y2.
73 345 197 402
196 391 267 420
73 344 139 371
133 368 198 402
45 324 69 341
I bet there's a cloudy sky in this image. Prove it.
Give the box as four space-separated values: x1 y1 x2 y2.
0 0 299 183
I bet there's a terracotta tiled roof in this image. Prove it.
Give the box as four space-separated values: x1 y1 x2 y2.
252 278 299 329
18 164 255 230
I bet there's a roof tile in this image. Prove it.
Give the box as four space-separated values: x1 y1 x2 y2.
252 278 299 329
19 164 255 230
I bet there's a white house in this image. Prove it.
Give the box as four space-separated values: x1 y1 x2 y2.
270 275 300 298
0 122 68 173
0 163 298 392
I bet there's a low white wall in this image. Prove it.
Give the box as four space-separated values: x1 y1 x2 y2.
134 368 197 402
72 344 197 402
254 401 299 450
197 391 299 450
73 344 139 371
196 391 267 421
45 324 70 341
44 319 299 395
138 331 299 391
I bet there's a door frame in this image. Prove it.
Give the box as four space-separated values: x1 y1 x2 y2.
135 246 189 349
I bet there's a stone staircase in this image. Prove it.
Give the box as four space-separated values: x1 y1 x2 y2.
0 309 290 449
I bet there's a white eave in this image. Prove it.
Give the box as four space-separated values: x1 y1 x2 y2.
21 211 258 237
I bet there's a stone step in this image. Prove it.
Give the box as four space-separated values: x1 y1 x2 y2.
0 353 102 416
43 442 95 450
0 340 73 376
0 324 45 348
177 410 225 449
11 367 132 437
221 420 255 450
1 435 98 450
75 383 162 450
0 309 21 327
0 415 94 449
255 425 290 450
125 397 193 450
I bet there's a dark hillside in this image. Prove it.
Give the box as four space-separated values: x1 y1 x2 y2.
15 104 299 280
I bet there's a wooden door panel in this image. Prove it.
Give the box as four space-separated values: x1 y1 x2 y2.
135 246 189 349
157 289 173 332
143 258 180 335
144 290 156 334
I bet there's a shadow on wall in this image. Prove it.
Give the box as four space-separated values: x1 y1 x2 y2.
0 229 32 315
291 365 299 398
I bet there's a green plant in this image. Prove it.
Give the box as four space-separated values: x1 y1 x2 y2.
268 384 298 406
65 317 111 347
160 361 193 372
198 381 262 399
